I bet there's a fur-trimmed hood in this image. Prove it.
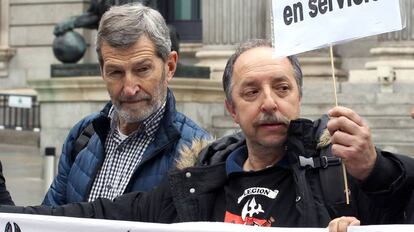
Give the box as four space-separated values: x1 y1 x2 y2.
175 138 212 170
175 114 331 170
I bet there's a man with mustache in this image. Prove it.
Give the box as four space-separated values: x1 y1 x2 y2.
0 39 412 232
42 3 210 206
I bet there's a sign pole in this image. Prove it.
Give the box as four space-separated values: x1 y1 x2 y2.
329 45 350 205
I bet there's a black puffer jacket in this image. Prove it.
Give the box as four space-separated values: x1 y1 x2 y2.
0 161 14 206
0 117 413 226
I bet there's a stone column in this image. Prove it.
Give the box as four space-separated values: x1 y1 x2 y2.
195 0 269 80
364 0 414 79
298 48 346 81
0 0 16 77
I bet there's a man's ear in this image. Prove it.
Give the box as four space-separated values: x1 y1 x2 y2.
225 100 239 124
165 51 178 82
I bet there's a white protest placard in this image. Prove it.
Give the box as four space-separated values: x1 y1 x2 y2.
271 0 405 57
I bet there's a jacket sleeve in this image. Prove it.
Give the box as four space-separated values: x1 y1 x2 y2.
360 150 414 200
357 149 414 223
42 116 96 206
0 161 14 205
0 179 175 223
0 193 143 220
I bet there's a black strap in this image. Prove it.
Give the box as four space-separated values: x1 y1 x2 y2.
299 147 354 217
298 155 341 169
318 147 347 203
309 115 354 217
70 123 95 164
319 147 356 217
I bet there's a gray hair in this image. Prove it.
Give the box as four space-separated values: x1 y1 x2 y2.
96 3 171 67
223 39 303 105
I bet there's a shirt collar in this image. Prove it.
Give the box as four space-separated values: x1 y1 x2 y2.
225 145 248 175
108 100 166 138
225 145 290 176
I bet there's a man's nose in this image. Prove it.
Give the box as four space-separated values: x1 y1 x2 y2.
123 73 140 96
260 90 278 112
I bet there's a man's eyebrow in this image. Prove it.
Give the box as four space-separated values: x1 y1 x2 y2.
240 76 290 86
271 75 289 81
240 79 259 88
104 64 121 70
104 59 153 70
132 58 153 67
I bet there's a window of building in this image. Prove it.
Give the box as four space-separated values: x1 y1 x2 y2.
157 0 202 42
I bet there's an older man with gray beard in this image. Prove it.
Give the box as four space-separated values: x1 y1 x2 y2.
42 3 210 206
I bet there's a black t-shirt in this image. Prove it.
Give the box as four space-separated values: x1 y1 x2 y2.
213 146 300 227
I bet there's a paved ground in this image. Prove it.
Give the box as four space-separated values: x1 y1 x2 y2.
0 143 44 206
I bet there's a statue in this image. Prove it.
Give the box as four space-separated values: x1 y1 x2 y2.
53 30 87 63
52 0 179 63
51 0 208 79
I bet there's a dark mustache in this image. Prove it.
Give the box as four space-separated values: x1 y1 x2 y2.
253 113 290 126
119 93 151 102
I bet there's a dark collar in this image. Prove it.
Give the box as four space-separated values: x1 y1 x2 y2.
225 145 290 176
200 118 317 169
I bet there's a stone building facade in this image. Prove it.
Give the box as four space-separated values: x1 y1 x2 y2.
1 0 414 156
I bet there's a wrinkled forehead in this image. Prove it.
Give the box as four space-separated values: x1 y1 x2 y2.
233 47 294 81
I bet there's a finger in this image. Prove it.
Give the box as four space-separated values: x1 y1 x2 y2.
328 217 360 232
338 216 360 232
327 116 362 138
330 130 356 148
330 129 372 157
331 144 356 160
350 219 360 226
329 123 373 157
328 218 340 232
338 219 350 232
328 114 373 145
328 106 366 127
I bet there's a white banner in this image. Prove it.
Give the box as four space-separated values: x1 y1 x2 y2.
0 213 413 232
349 225 414 232
271 0 405 57
0 213 326 232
